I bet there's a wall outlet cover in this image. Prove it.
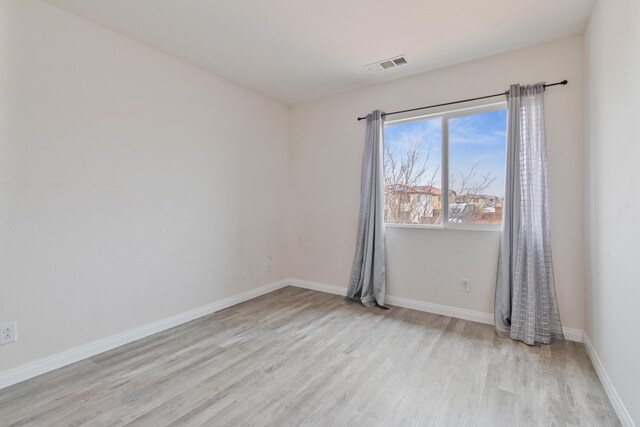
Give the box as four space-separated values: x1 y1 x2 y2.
0 323 17 345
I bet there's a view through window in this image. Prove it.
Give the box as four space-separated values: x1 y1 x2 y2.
383 106 507 226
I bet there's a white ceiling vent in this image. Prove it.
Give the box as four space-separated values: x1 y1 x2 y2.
366 55 408 72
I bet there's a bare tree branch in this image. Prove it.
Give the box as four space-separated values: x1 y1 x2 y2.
385 148 500 224
383 137 439 224
449 162 497 222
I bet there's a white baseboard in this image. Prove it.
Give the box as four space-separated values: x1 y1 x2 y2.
561 327 584 343
288 278 345 296
0 277 586 392
287 278 583 342
0 279 290 390
583 333 636 427
385 294 495 325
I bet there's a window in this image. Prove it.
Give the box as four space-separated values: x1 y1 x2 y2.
383 103 507 228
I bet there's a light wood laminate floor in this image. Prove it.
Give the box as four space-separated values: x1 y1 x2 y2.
0 287 619 426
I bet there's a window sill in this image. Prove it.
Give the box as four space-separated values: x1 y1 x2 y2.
385 223 502 232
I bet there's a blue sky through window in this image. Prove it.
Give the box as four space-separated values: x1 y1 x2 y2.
384 109 506 198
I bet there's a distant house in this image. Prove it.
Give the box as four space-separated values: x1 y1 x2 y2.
384 184 456 224
456 194 499 208
451 194 503 223
385 186 504 224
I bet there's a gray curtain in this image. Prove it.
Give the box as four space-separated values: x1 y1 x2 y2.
346 110 386 307
494 83 564 345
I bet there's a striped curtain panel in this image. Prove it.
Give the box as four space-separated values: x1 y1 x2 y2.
346 110 387 307
494 83 564 345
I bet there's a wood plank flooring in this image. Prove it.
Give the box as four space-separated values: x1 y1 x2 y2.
0 286 619 426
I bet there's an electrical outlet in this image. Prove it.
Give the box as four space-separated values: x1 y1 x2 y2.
265 262 271 273
461 279 471 293
0 323 17 345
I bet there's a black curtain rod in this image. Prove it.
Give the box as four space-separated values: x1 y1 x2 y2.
356 80 568 121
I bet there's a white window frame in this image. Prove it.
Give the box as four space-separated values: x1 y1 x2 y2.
383 101 507 231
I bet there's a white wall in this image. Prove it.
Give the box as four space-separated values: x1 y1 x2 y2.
0 0 593 387
289 36 586 330
0 0 289 371
585 0 640 423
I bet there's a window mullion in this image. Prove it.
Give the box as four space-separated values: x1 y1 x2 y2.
441 116 449 226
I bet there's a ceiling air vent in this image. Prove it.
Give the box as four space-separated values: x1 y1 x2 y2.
366 55 408 72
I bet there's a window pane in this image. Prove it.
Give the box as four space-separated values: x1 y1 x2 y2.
383 119 442 225
448 110 506 225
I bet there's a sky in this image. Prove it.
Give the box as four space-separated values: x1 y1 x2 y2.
383 109 507 197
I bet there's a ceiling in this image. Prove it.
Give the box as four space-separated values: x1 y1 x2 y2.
43 0 595 105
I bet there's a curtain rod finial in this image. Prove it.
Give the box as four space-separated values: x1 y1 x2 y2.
561 80 568 85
